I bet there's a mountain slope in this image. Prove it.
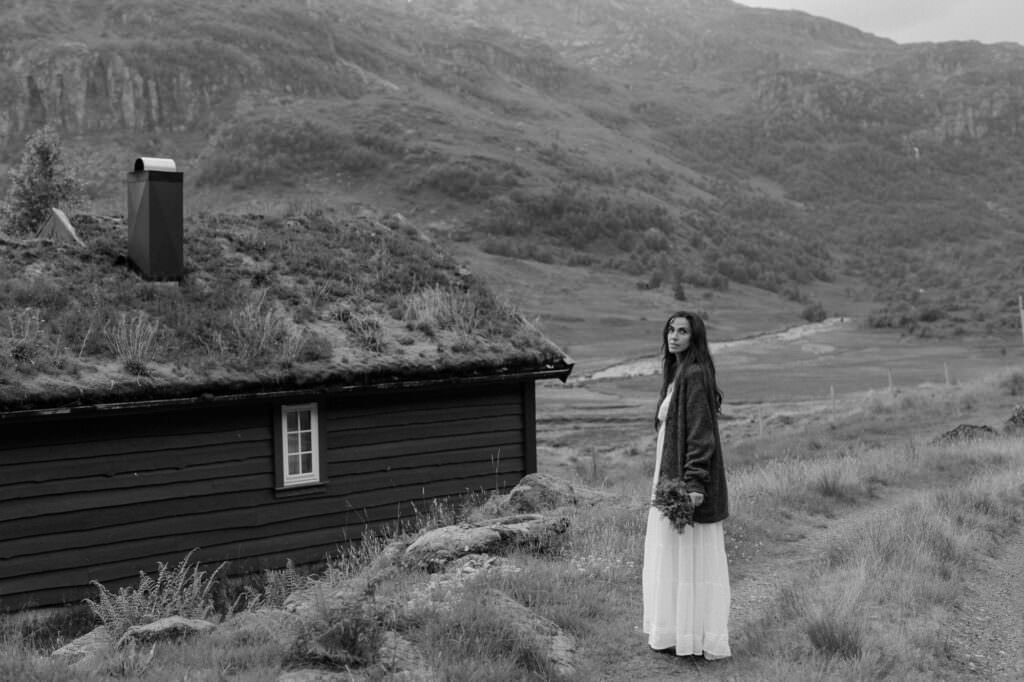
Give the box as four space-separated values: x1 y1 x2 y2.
1 0 1023 334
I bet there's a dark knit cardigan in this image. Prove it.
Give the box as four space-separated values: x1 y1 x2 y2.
658 363 729 524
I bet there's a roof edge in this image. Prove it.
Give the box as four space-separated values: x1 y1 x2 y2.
0 364 573 420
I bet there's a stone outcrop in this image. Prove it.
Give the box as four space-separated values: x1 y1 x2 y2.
50 624 112 670
117 616 217 648
506 471 619 512
48 475 592 678
401 513 570 572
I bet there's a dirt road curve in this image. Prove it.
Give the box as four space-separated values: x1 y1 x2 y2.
945 528 1024 679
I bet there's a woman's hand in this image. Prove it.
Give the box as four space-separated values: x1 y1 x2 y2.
689 492 704 507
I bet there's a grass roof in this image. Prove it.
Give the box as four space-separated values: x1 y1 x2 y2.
0 209 570 413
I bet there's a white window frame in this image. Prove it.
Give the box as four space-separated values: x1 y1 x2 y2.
280 403 321 487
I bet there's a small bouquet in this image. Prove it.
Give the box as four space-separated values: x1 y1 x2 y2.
652 479 695 532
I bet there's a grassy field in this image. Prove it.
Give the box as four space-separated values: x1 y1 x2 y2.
3 243 1023 680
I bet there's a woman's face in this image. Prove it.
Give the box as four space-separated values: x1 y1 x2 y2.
666 317 692 355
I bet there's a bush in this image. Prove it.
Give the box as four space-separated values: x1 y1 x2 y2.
3 125 82 235
801 301 827 323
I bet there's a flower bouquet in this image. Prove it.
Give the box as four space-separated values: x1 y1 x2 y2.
652 479 695 532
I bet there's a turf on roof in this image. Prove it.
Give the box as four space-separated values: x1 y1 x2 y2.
0 210 569 412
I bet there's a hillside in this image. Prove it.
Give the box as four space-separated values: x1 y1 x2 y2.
1 0 1023 336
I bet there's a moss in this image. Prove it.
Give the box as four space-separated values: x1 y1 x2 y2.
0 210 569 411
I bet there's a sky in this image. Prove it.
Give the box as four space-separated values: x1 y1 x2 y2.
739 0 1024 46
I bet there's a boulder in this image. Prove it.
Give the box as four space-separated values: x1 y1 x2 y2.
51 625 111 668
402 514 570 572
507 472 617 513
117 616 216 648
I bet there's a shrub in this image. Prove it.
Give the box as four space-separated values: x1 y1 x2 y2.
801 301 827 323
84 549 226 640
3 125 82 235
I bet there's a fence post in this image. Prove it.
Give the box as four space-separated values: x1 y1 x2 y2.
888 369 894 393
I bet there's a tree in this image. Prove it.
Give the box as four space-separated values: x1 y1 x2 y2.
3 125 82 235
801 301 827 323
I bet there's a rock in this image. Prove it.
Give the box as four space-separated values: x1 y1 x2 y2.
36 208 86 247
51 625 111 667
116 616 216 648
507 472 617 513
384 212 410 230
402 514 570 572
932 424 998 444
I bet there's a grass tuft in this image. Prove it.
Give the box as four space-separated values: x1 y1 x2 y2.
103 311 160 375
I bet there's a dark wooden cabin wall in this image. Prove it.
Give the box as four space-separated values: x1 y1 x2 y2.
0 381 532 609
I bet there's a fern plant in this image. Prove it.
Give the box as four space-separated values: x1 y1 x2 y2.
84 549 227 639
243 559 308 610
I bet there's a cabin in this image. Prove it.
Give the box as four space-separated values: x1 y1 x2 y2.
0 200 571 609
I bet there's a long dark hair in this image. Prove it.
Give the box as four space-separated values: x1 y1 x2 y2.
655 311 723 427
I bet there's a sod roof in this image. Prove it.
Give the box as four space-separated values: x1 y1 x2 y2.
0 210 571 413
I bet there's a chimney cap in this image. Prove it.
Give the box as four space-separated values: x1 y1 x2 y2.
134 157 176 172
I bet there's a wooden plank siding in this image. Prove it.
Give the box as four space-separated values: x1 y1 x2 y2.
0 381 535 609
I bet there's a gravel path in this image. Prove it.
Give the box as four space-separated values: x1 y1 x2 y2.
945 527 1024 679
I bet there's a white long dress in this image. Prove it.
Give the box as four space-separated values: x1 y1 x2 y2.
642 385 731 659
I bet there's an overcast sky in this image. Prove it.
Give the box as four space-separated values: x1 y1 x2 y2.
739 0 1024 46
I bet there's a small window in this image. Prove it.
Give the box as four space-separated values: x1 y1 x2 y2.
278 403 322 488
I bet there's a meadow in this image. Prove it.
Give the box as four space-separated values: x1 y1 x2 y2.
3 243 1024 680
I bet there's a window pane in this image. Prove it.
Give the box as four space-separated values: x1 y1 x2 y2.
299 410 311 430
288 454 299 476
300 432 312 453
286 411 298 431
301 452 312 473
287 433 299 454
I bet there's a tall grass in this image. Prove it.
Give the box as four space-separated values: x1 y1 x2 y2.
733 438 1024 679
103 311 161 375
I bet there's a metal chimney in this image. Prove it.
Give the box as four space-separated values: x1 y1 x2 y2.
126 157 183 280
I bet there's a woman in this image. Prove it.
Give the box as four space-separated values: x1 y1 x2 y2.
642 311 731 659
